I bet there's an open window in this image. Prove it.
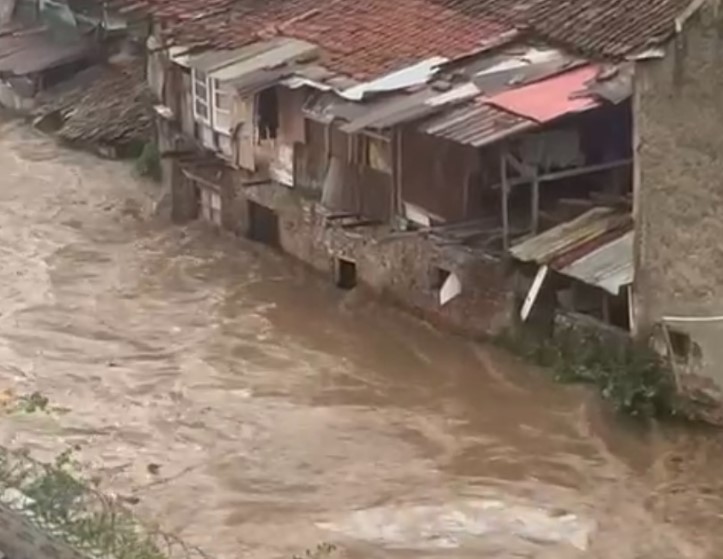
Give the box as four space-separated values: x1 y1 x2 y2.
430 266 461 306
335 258 357 290
666 329 702 365
211 79 232 134
192 69 211 125
247 200 280 248
431 267 451 290
257 88 278 140
366 135 392 174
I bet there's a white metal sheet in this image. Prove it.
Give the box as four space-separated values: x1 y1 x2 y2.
340 56 448 101
560 230 634 295
211 38 318 83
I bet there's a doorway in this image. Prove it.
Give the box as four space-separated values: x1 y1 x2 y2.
247 200 280 248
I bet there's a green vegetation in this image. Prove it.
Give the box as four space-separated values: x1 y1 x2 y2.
293 543 338 559
0 448 209 559
135 141 162 182
496 325 678 418
17 391 50 413
0 445 339 559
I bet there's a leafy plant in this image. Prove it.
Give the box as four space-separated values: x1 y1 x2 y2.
135 141 162 181
0 448 207 559
17 391 50 413
496 325 677 418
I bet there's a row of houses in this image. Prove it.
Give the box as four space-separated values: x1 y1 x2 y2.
10 0 723 401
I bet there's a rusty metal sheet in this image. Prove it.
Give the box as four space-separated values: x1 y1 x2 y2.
560 230 633 295
510 207 633 293
418 101 535 147
510 207 629 264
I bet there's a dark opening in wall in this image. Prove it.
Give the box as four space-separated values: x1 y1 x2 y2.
257 88 278 140
247 200 280 248
336 258 357 290
191 184 201 220
431 267 451 290
668 329 702 364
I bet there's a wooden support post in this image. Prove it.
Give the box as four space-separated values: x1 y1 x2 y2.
501 150 510 251
531 171 540 234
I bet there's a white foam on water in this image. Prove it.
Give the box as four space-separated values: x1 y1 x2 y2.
317 498 596 552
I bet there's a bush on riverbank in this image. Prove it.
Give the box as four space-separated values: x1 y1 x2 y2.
135 141 162 181
496 325 678 418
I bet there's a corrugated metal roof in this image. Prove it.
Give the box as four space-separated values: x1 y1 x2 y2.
588 63 634 104
560 230 633 295
302 91 370 124
0 27 91 75
340 89 438 132
339 56 447 101
485 65 601 123
171 45 258 72
510 207 633 294
211 38 318 84
418 101 535 147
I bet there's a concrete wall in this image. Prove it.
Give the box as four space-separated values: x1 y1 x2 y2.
633 0 723 392
239 181 512 338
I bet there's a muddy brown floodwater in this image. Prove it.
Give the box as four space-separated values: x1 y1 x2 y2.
0 119 722 559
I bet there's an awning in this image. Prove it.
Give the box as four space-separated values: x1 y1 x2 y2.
510 207 633 295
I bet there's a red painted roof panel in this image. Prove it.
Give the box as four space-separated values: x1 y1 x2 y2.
484 65 601 123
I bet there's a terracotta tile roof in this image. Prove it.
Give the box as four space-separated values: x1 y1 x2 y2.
35 61 153 146
113 0 515 79
452 0 695 58
278 0 515 79
113 0 698 64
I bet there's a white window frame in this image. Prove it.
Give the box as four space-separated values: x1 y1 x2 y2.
192 68 211 125
211 78 232 135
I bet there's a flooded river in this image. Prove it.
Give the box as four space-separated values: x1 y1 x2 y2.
0 119 721 558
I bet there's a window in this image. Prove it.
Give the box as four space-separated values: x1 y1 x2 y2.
257 88 278 140
247 200 280 247
212 79 232 134
199 187 221 226
192 69 211 124
667 329 702 365
431 267 451 290
335 258 357 290
366 135 392 173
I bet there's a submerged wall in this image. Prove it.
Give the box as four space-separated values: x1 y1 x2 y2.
236 181 512 338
